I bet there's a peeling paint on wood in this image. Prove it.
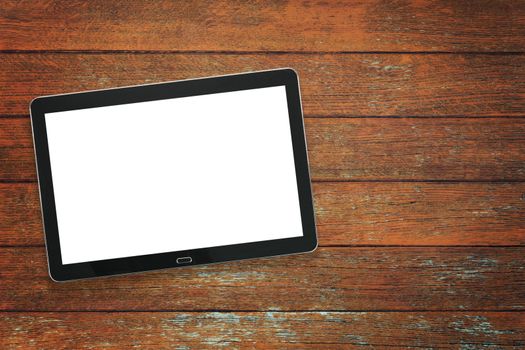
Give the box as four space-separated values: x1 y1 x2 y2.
1 312 523 349
1 1 524 348
0 247 523 311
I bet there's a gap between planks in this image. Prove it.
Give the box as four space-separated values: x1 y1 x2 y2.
2 244 525 248
1 309 525 313
4 115 525 119
3 180 525 184
1 50 525 55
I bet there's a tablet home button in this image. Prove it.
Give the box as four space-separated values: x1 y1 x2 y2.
176 257 192 264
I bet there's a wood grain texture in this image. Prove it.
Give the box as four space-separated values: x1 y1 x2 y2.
2 53 524 117
2 182 525 247
2 0 525 348
314 182 525 246
307 118 525 181
1 0 525 52
2 117 525 181
2 312 524 349
1 247 524 311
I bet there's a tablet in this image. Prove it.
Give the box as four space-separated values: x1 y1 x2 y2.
30 68 317 281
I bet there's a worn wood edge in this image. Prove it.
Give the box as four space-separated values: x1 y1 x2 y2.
2 181 525 247
3 50 525 54
1 247 524 311
1 311 524 348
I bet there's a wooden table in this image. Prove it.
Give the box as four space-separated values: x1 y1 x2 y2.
1 1 524 348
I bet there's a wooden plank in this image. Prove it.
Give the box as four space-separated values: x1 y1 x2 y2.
1 247 523 311
3 117 525 181
1 1 524 52
307 118 525 181
0 118 34 182
1 54 524 117
0 184 41 247
314 182 525 246
2 182 525 247
1 312 524 349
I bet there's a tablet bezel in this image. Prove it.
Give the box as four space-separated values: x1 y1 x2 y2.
30 68 317 281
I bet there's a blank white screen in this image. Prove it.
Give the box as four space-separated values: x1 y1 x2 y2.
44 85 303 264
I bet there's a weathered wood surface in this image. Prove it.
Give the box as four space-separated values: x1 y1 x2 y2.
1 1 525 52
2 54 524 117
2 117 525 181
308 118 525 181
2 182 525 247
1 247 523 311
2 1 525 347
2 312 524 349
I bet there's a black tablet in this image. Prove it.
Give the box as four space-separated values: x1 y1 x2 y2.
30 68 317 281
